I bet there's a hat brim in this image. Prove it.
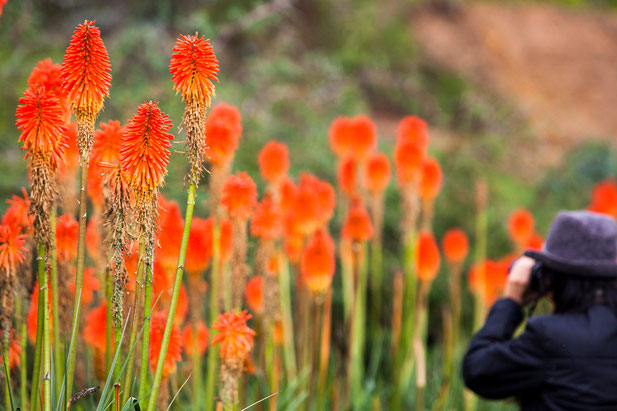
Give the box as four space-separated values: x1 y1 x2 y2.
524 250 617 278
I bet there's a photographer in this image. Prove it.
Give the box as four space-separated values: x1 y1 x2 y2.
463 211 617 410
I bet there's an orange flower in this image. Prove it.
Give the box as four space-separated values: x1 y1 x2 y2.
0 329 21 369
526 233 544 251
441 228 469 264
342 197 374 241
0 0 7 16
219 218 234 262
92 120 124 165
61 20 111 117
365 152 391 193
16 86 67 169
250 196 283 240
245 275 264 314
183 321 209 356
152 262 189 325
417 157 443 200
394 139 424 185
58 122 79 177
70 267 100 307
3 188 32 231
588 179 617 218
83 301 109 352
221 172 258 220
468 259 510 306
294 173 335 234
56 214 78 261
329 115 377 161
212 309 255 360
169 32 219 106
209 103 243 140
205 117 237 166
507 209 534 245
0 222 27 276
338 158 357 196
121 102 174 196
157 197 184 269
415 231 440 282
397 116 429 152
149 310 183 377
301 228 335 295
280 177 298 212
284 214 303 263
28 58 65 104
258 141 290 184
185 217 214 275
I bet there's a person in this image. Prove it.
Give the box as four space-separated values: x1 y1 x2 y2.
463 210 617 410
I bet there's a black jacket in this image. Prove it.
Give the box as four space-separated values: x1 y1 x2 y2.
463 298 617 410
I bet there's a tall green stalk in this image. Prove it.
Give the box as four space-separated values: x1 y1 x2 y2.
17 299 27 409
41 244 51 411
3 339 13 411
138 239 154 401
105 269 113 374
65 161 89 397
146 182 196 411
49 211 62 399
370 239 383 336
278 252 297 380
347 242 368 407
30 244 46 411
205 223 221 411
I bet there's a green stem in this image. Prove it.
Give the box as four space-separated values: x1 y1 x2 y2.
278 252 297 380
65 159 89 398
122 237 147 404
106 269 113 374
30 244 46 411
347 242 368 408
49 210 62 399
205 222 221 411
3 339 13 411
17 299 27 410
146 182 197 411
138 237 154 402
341 249 353 326
370 239 383 337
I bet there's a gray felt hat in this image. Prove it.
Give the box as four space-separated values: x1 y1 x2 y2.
524 210 617 278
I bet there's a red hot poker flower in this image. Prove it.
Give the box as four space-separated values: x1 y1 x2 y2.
212 309 255 360
205 117 238 166
417 157 443 200
28 59 66 107
397 116 429 152
394 139 424 186
3 188 32 232
185 217 214 275
258 141 290 184
329 116 353 158
149 310 183 377
83 301 109 352
0 222 28 276
415 231 441 283
70 267 100 306
301 228 335 295
328 116 377 161
507 208 535 245
61 20 111 118
245 275 264 315
338 158 357 197
169 32 219 106
16 87 67 169
441 228 469 264
183 321 209 356
209 103 243 140
250 195 283 240
588 179 617 218
56 214 79 261
365 152 391 193
0 329 21 369
221 172 258 221
92 120 124 165
342 197 374 242
121 101 174 197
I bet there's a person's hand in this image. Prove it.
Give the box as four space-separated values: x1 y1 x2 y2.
504 256 535 305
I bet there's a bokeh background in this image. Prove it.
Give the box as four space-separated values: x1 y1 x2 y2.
2 0 617 407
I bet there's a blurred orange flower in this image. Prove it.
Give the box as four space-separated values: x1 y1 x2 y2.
121 102 173 197
365 152 391 193
441 228 469 264
397 116 429 152
301 228 335 295
507 208 534 245
209 103 243 141
468 259 510 306
280 177 298 212
157 197 184 269
0 329 21 369
342 197 374 242
245 275 264 314
526 233 544 251
183 321 209 356
258 141 290 184
204 117 238 166
152 262 189 326
417 157 443 200
28 58 65 102
250 196 283 240
3 188 32 232
149 310 183 377
70 267 100 307
221 172 258 220
169 32 219 106
0 222 27 276
56 214 78 261
92 120 124 166
328 115 377 161
61 20 111 117
212 309 255 360
185 217 214 275
58 122 79 178
588 179 617 218
83 301 109 352
219 218 234 262
338 158 357 196
394 140 424 185
415 231 440 282
294 173 335 234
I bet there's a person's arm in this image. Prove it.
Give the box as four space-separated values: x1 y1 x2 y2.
462 298 545 399
462 256 545 399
